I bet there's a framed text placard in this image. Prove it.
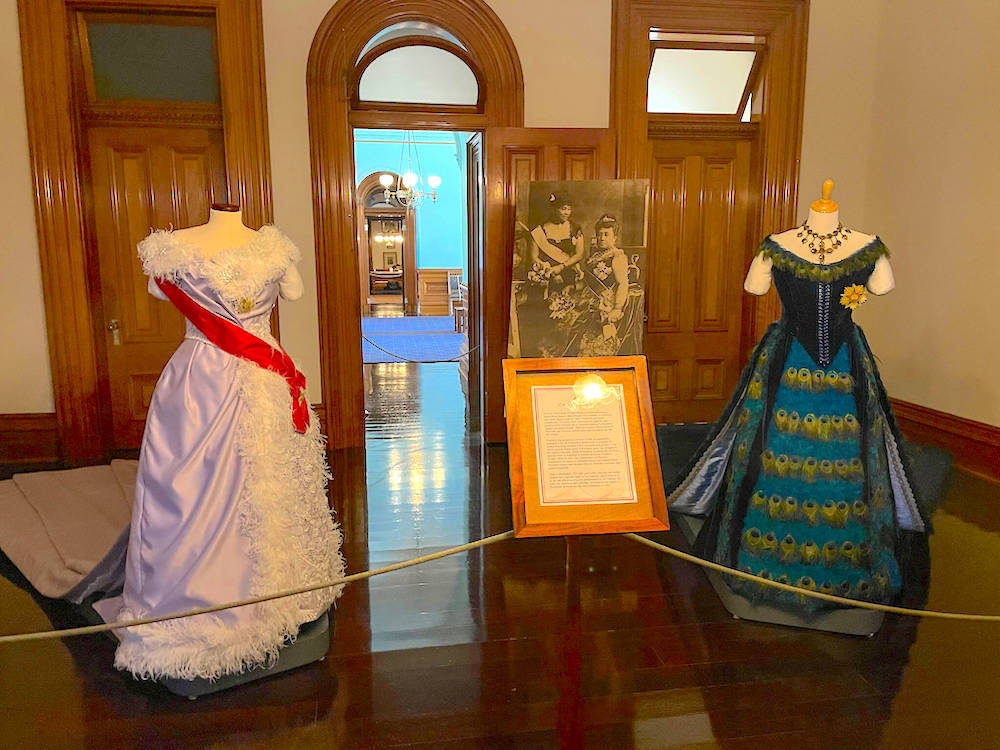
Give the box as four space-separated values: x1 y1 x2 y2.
502 356 669 537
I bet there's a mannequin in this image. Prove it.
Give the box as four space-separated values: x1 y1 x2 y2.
95 204 345 685
149 204 304 301
666 177 927 627
744 180 895 296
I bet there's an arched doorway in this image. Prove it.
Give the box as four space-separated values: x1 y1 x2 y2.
307 0 524 450
355 172 417 316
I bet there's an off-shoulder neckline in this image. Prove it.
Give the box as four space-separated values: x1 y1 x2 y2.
158 224 282 261
762 234 883 268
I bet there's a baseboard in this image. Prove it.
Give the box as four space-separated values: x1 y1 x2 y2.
891 398 1000 483
0 413 64 477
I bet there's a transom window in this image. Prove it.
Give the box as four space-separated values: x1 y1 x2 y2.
355 22 480 108
359 46 479 106
646 32 764 121
82 12 219 103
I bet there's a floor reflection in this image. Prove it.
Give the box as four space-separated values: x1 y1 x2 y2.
1 359 999 747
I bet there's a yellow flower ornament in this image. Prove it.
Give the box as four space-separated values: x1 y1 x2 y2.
840 283 868 310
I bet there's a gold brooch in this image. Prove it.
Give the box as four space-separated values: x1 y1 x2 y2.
238 298 254 313
840 284 868 310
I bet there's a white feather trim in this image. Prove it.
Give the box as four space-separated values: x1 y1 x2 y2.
111 237 345 682
111 347 345 680
137 225 301 307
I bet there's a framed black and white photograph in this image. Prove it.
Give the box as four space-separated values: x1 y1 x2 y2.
508 179 650 359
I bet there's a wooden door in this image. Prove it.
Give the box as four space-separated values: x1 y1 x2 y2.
465 132 484 433
88 126 228 449
644 138 754 424
483 128 615 442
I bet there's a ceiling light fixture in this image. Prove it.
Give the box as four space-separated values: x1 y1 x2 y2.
379 132 441 207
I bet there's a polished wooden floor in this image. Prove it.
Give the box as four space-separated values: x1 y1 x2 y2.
2 362 1000 748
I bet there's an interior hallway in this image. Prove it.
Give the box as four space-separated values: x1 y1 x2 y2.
1 363 999 747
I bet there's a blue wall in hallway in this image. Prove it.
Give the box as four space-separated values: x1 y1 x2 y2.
354 129 471 274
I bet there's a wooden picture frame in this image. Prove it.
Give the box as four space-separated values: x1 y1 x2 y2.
503 356 668 538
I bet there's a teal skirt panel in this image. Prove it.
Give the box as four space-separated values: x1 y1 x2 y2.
733 340 901 605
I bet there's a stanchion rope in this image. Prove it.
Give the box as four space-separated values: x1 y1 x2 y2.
3 527 1000 645
624 532 1000 622
361 334 481 364
0 531 514 645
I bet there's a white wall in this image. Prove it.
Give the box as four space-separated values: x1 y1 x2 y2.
860 0 1000 425
0 0 54 413
799 0 1000 426
798 0 884 229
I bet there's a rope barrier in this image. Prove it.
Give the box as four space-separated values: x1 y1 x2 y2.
0 531 514 645
3 527 1000 646
361 334 481 364
624 532 1000 622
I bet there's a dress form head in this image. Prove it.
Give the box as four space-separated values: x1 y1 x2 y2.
806 179 840 234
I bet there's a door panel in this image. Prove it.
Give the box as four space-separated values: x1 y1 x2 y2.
466 133 484 434
483 128 615 442
89 126 227 449
644 138 752 424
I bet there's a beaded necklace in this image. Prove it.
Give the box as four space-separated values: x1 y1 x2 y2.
797 222 851 263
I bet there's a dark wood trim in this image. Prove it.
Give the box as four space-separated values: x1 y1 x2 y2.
737 45 766 117
891 399 1000 484
81 100 223 128
19 0 103 462
18 0 273 464
648 118 760 139
353 35 485 111
612 0 809 345
0 413 62 466
307 0 524 451
649 39 765 57
348 109 488 131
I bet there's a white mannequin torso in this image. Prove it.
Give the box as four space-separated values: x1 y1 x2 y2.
172 207 259 256
148 208 303 301
744 207 895 297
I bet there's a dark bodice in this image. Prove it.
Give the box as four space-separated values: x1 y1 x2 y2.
536 222 581 264
762 237 887 368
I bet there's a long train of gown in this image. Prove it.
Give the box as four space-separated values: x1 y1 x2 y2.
93 226 345 680
667 237 928 610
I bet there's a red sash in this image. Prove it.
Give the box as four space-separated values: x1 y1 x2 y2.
156 278 310 434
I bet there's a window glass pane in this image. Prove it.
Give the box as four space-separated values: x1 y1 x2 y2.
647 48 755 115
88 21 219 102
359 22 467 61
741 93 753 123
359 47 478 106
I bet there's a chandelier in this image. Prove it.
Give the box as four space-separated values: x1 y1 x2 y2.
373 219 403 248
380 131 441 207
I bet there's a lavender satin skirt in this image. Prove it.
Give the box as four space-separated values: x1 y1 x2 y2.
94 338 345 680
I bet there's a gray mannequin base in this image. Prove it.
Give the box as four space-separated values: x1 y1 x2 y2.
80 602 331 698
673 514 884 637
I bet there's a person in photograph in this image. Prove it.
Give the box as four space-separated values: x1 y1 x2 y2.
527 192 586 295
574 214 644 356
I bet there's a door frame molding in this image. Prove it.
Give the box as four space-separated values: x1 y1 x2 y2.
17 0 273 462
612 0 810 342
306 0 524 450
